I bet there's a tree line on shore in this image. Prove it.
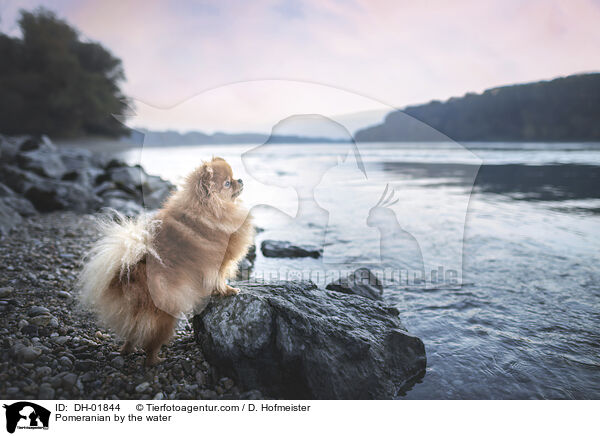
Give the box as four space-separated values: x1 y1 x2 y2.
355 73 600 142
0 8 129 138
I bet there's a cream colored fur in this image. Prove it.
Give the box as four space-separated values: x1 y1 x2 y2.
78 211 161 310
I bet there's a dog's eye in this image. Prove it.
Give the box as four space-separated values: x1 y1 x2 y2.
224 180 231 188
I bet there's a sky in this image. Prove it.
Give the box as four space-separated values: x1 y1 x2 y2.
1 0 599 134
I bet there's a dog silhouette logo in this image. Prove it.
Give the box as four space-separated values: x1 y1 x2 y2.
3 402 50 433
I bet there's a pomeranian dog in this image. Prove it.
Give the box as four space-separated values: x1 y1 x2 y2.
78 157 254 365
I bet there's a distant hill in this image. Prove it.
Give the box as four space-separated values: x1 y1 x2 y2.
131 129 349 146
355 73 600 142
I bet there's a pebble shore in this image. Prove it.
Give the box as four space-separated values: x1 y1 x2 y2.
0 211 263 400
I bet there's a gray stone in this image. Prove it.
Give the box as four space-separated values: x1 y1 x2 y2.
111 356 125 368
326 268 384 301
143 185 172 209
0 182 15 197
0 165 44 194
38 383 55 400
107 166 144 190
135 381 150 393
0 286 13 298
193 281 426 399
24 178 102 213
17 147 67 179
6 387 19 397
62 373 78 389
29 314 54 327
59 356 73 368
35 366 53 377
57 148 93 172
0 135 22 164
0 198 22 237
102 197 144 217
17 346 42 363
51 336 70 345
28 306 50 317
18 135 55 153
260 240 322 258
1 196 37 217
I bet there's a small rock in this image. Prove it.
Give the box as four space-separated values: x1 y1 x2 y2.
153 392 164 400
80 372 95 383
59 356 73 368
57 291 71 299
35 366 52 377
52 336 70 345
6 387 19 397
135 381 150 393
260 240 322 258
325 268 384 301
18 319 29 329
221 377 234 390
17 346 42 362
95 331 110 341
38 383 55 400
20 324 38 336
0 286 13 298
181 359 193 373
111 356 125 368
29 314 53 327
62 373 78 389
27 306 50 317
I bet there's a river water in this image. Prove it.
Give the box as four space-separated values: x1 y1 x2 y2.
119 141 600 399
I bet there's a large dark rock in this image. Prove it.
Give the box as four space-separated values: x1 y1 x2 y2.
0 135 22 164
102 198 144 217
142 185 172 209
106 165 144 190
1 135 173 216
1 196 37 217
326 268 384 300
0 165 99 212
141 174 174 209
18 135 54 152
193 281 426 399
0 182 15 197
0 165 45 194
57 148 93 172
261 240 322 258
16 142 66 179
24 179 101 213
0 181 36 217
0 198 22 237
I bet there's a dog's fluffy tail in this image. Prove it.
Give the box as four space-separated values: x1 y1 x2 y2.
78 211 162 309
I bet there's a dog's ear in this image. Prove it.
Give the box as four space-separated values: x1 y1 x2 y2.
196 162 215 198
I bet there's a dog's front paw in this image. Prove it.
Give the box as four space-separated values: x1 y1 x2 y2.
223 284 240 296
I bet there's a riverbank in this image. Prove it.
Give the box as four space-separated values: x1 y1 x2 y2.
0 211 262 400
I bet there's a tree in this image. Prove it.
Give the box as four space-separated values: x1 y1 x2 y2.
0 8 130 137
355 73 600 142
